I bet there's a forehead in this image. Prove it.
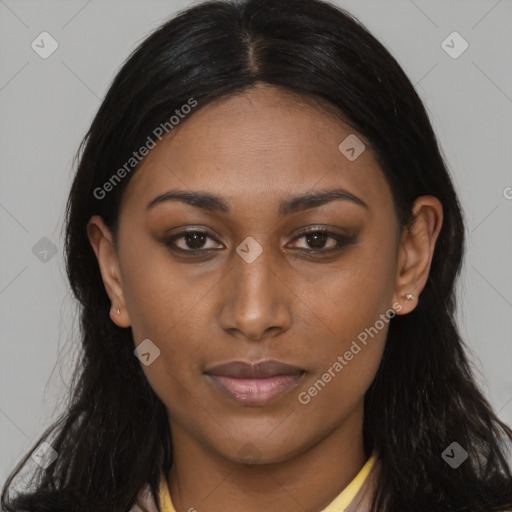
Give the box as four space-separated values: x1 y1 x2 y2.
120 85 392 217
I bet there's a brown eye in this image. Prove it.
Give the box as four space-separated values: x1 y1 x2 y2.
180 231 207 250
303 231 332 250
288 227 356 255
163 230 223 254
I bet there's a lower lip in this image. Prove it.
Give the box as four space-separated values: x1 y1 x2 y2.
206 373 304 406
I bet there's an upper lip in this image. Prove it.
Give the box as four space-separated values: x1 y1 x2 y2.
205 360 304 378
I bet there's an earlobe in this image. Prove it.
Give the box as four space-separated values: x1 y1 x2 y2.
109 305 129 328
87 215 131 328
392 196 443 315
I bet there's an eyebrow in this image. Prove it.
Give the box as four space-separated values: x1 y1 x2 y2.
145 188 369 216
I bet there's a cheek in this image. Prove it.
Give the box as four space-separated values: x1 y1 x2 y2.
132 312 207 421
291 234 396 416
295 303 389 433
120 255 217 410
296 235 397 345
120 232 217 346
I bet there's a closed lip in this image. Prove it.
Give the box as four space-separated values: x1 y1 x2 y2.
204 359 306 406
204 359 305 378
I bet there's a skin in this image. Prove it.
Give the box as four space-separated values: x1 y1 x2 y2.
87 84 443 512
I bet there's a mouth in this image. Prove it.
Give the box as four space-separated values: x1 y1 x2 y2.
204 360 306 406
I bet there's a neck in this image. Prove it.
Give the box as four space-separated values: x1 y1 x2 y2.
167 401 367 512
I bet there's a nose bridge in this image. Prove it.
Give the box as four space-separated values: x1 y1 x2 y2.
236 242 275 303
219 238 291 340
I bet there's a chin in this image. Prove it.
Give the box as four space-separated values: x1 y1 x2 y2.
212 431 307 466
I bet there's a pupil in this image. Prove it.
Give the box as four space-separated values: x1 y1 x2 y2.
307 232 327 249
186 232 206 249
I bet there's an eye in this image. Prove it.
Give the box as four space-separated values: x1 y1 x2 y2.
287 227 355 254
163 229 223 254
162 226 356 257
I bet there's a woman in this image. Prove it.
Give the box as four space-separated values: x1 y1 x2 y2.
2 0 511 511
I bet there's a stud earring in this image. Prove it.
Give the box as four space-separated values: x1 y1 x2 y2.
116 309 121 315
405 293 414 300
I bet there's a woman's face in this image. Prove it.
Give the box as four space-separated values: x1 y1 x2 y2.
88 85 440 465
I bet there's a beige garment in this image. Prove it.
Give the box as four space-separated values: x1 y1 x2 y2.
130 483 160 512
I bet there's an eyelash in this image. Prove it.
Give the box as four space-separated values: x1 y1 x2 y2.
162 227 355 257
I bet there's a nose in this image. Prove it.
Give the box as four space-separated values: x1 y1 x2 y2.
218 244 292 342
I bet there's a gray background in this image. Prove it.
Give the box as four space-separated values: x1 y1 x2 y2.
1 0 511 484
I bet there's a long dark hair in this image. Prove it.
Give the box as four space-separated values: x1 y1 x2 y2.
2 0 511 510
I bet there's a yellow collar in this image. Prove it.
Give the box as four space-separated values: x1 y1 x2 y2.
159 452 377 512
323 452 376 511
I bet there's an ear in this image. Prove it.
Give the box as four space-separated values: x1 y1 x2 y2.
86 215 131 328
392 195 443 315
